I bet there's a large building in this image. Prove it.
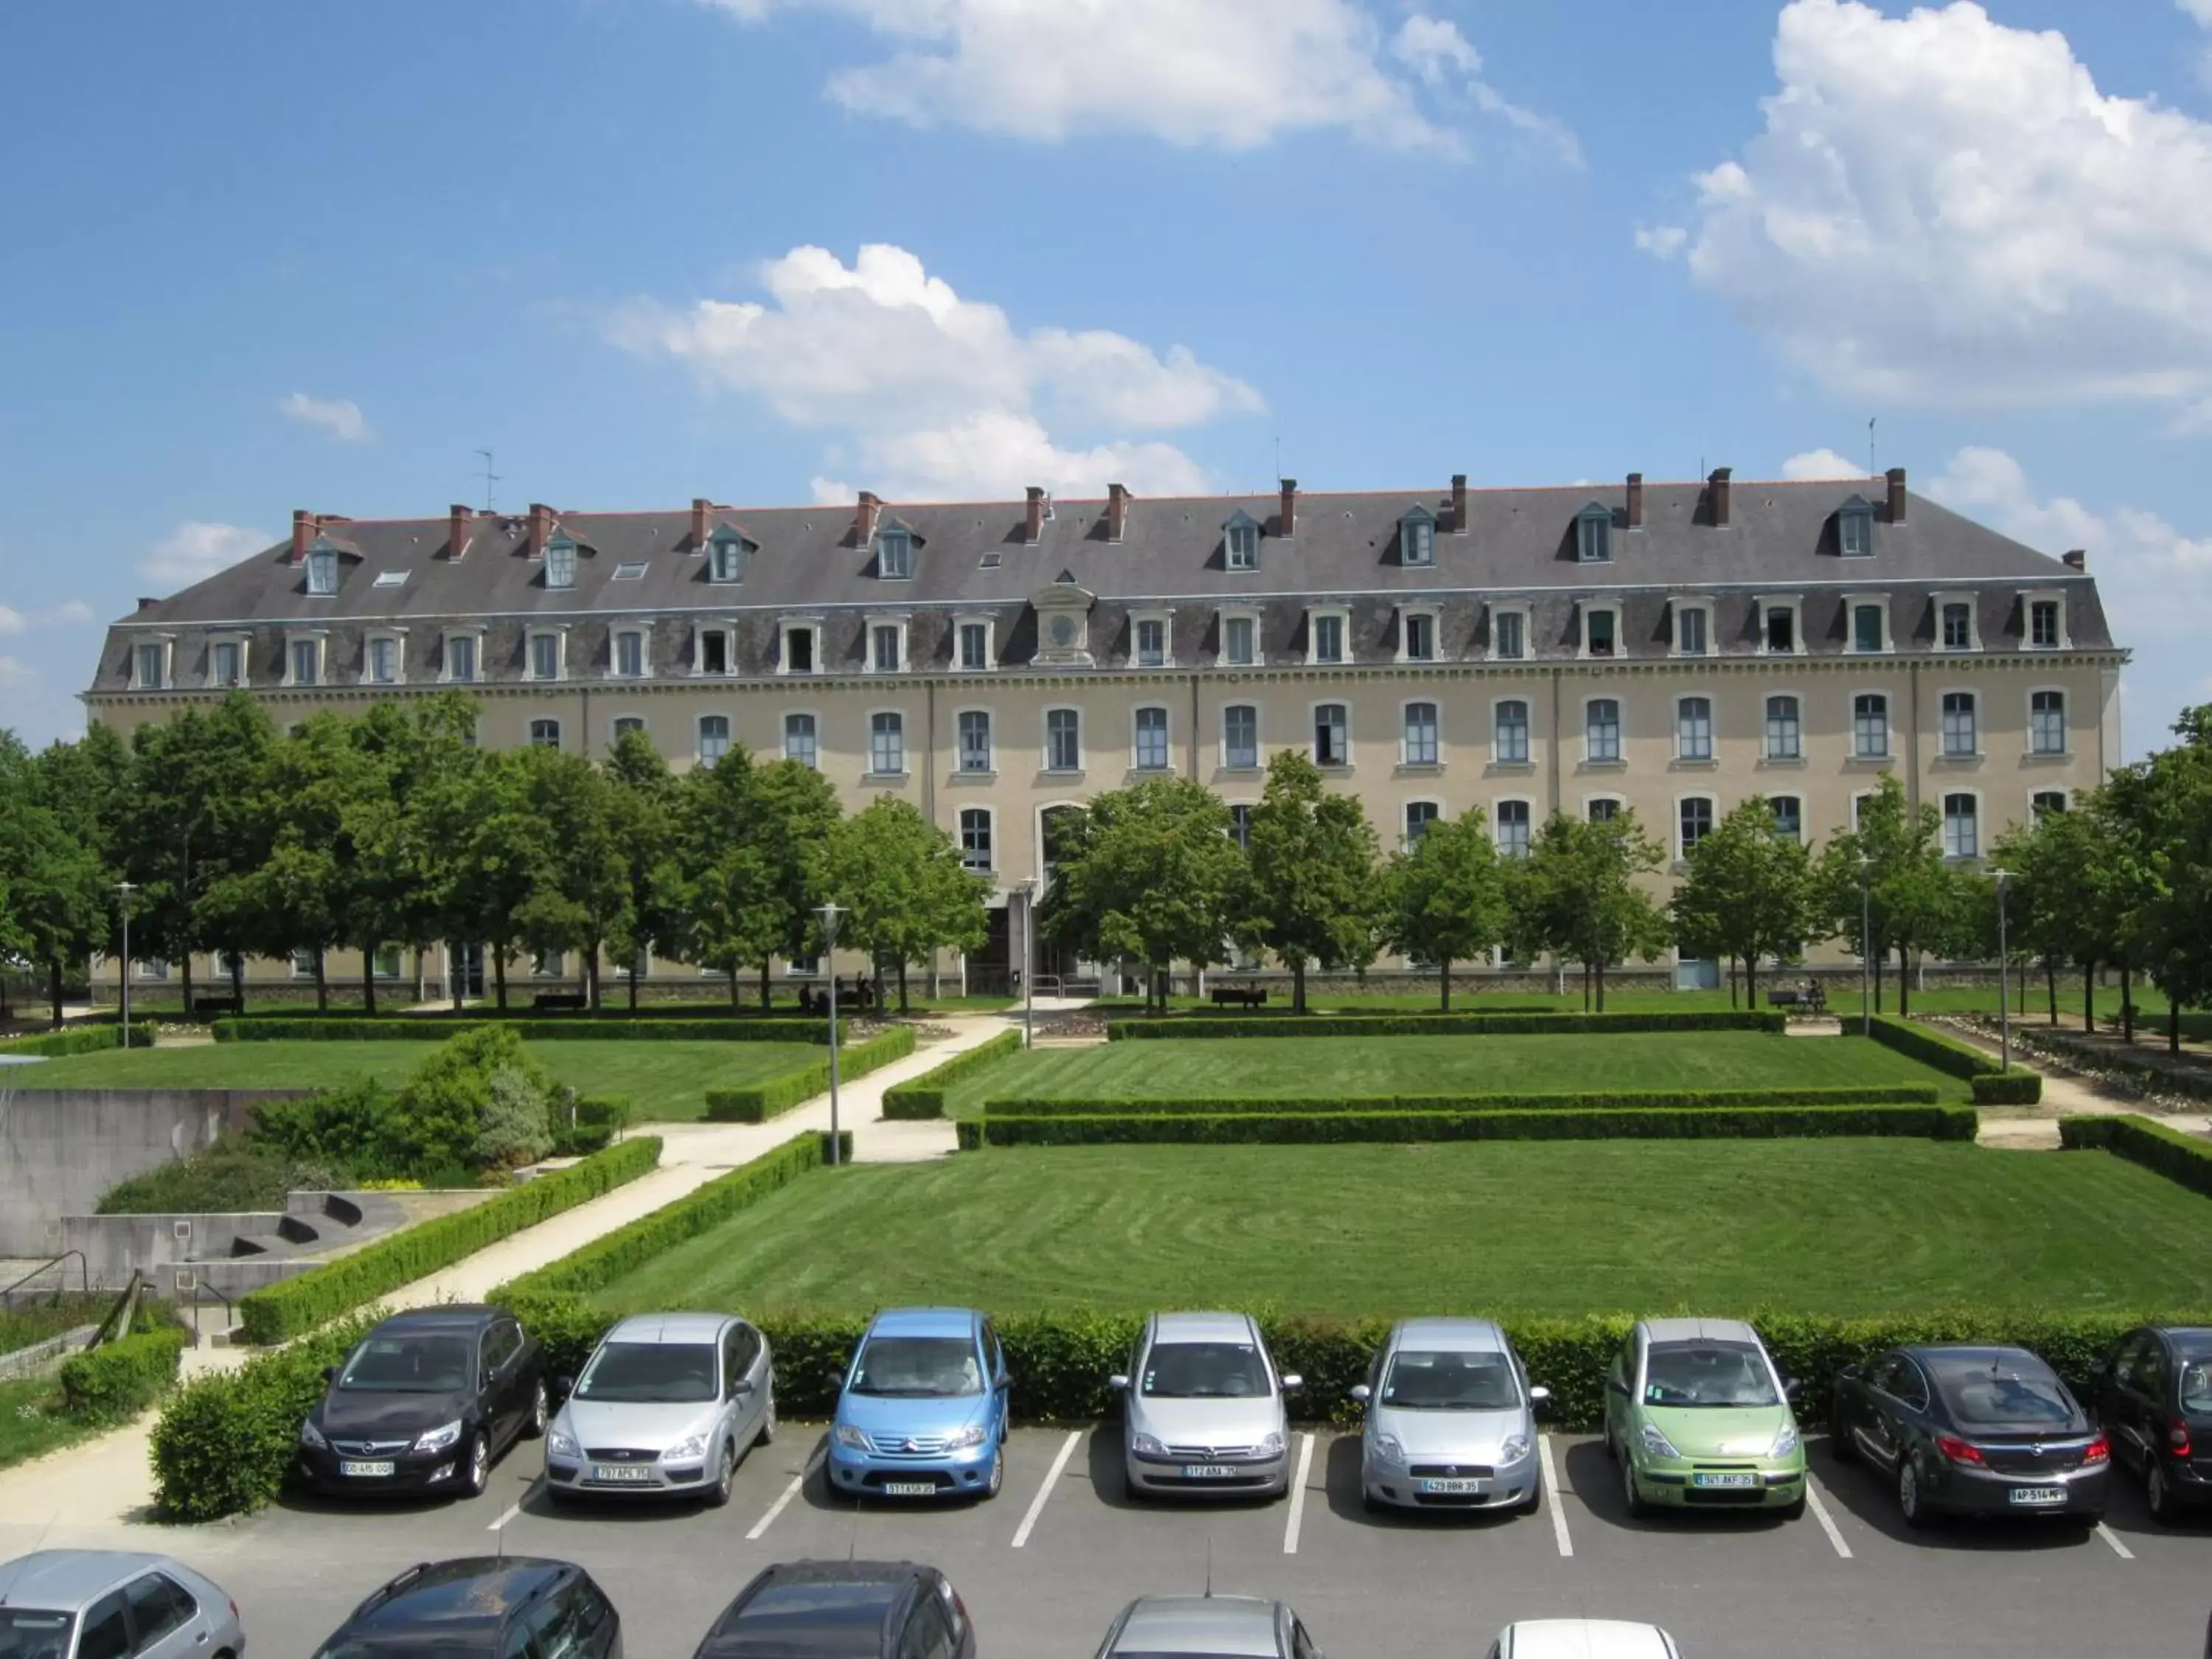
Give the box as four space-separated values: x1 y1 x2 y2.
85 467 2125 997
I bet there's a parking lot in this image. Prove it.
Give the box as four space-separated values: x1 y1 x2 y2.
21 1426 2201 1657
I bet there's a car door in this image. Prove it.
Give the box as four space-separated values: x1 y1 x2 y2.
2115 1334 2165 1472
1290 1616 1325 1659
1854 1355 1912 1470
1604 1344 1629 1447
122 1572 202 1659
897 1594 957 1659
74 1593 131 1659
479 1321 523 1447
722 1324 764 1446
981 1321 1009 1437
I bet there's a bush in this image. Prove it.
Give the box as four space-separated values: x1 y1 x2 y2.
97 1142 353 1214
988 1085 1941 1118
2060 1114 2212 1200
394 1026 554 1173
701 1029 917 1123
473 1065 555 1170
547 1093 632 1158
248 1078 404 1178
215 1017 839 1045
236 1137 662 1344
1107 1012 1787 1040
1971 1071 2044 1105
1866 1015 2039 1105
882 1029 1023 1119
58 1327 189 1424
958 1105 1976 1148
0 1022 158 1057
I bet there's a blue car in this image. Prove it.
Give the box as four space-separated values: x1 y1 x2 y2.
827 1308 1010 1501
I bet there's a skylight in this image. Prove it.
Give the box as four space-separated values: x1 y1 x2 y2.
612 560 649 580
372 571 407 589
978 552 1003 569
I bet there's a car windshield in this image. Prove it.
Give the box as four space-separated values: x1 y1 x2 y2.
576 1342 717 1404
1928 1357 2076 1429
1643 1340 1780 1408
1141 1341 1268 1399
1381 1350 1520 1411
2181 1360 2212 1413
0 1608 75 1659
703 1580 905 1656
339 1335 473 1392
849 1335 981 1397
313 1638 495 1659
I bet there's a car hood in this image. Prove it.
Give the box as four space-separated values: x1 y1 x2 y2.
554 1398 720 1451
835 1391 990 1439
316 1389 470 1439
1369 1403 1531 1461
1641 1402 1795 1459
1127 1394 1285 1447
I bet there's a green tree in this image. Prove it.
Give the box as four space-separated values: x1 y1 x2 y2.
1237 752 1380 1013
1669 798 1817 1009
1815 773 1961 1019
1377 810 1509 1011
817 796 990 1012
0 734 116 1026
439 748 554 1011
746 761 843 1009
351 695 483 1009
601 728 685 1011
675 747 783 1009
1520 810 1669 1012
509 747 630 1010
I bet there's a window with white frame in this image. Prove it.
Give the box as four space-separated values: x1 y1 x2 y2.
1133 616 1169 669
2031 689 2067 754
1492 608 1527 661
1402 514 1436 566
613 715 646 742
1585 698 1621 763
1765 695 1801 760
211 639 243 688
290 948 316 980
958 621 991 672
709 534 748 584
2032 790 2069 817
698 628 731 676
870 622 904 672
1134 706 1170 771
1583 606 1618 658
1676 696 1714 761
869 711 905 775
1941 601 1975 651
781 623 816 675
136 957 170 981
874 529 913 580
546 538 577 590
1225 519 1259 570
1224 705 1259 770
1943 793 1980 859
785 712 818 769
1310 611 1346 664
305 545 338 596
1403 701 1439 767
529 632 561 681
1838 502 1874 558
1401 611 1436 663
1853 693 1890 759
1494 699 1531 765
1046 708 1081 772
1313 703 1349 768
372 945 403 980
959 808 993 874
698 715 731 763
1679 796 1715 858
2029 597 2064 648
1761 599 1799 655
1941 692 1978 757
1404 801 1440 845
290 637 321 687
446 633 479 684
532 949 566 979
367 636 400 685
958 709 992 773
1576 507 1612 563
1851 601 1888 653
1769 795 1803 842
614 629 645 679
529 718 561 748
1228 804 1253 849
1496 800 1532 859
1222 613 1258 667
1675 604 1711 656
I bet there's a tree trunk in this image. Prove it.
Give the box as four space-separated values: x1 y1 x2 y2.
1896 947 1910 1019
2046 959 2057 1025
897 959 909 1014
627 963 639 1012
1595 959 1607 1014
181 952 195 1022
1440 959 1452 1013
2121 963 2135 1043
1747 956 1759 1010
1873 949 1884 1017
361 954 376 1017
588 950 602 1013
2083 961 2096 1034
1728 956 1739 1010
760 962 772 1012
873 956 887 1013
493 948 509 1012
1292 959 1307 1014
2171 1000 2183 1056
49 958 64 1029
1581 962 1591 1014
313 947 329 1012
728 967 742 1012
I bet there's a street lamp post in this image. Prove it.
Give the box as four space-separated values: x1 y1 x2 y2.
114 882 136 1048
816 902 844 1167
1992 868 2012 1073
1857 855 1873 1038
1017 879 1037 1049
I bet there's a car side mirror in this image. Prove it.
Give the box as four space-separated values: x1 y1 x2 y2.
1107 1374 1130 1391
2088 1358 2111 1379
1784 1378 1803 1402
1838 1363 1861 1382
729 1377 753 1399
1604 1376 1627 1396
1280 1374 1304 1394
1528 1385 1552 1408
553 1375 575 1398
320 1366 337 1385
1347 1384 1371 1404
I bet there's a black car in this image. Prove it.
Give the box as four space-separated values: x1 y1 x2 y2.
693 1562 975 1659
1831 1344 2109 1528
298 1305 547 1499
312 1557 620 1659
2088 1324 2212 1523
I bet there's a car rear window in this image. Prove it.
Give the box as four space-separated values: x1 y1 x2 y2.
706 1581 904 1656
1141 1342 1267 1399
1643 1340 1778 1408
1381 1351 1519 1411
0 1608 74 1659
1925 1355 2078 1429
2176 1359 2211 1413
341 1335 473 1392
576 1342 717 1403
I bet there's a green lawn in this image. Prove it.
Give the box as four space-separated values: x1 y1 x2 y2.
1093 981 2182 1020
942 1032 1966 1116
593 1141 2212 1319
29 1040 822 1122
0 1377 95 1472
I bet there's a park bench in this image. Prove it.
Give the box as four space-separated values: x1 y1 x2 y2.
1209 984 1269 1008
531 992 589 1012
1767 984 1828 1014
187 995 243 1017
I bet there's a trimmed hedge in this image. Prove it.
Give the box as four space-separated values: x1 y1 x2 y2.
1972 1071 2045 1106
1107 1012 1787 1040
959 1104 1976 1148
214 1017 841 1045
57 1326 189 1424
2060 1114 2212 1200
882 1029 1024 1120
987 1085 1942 1119
0 1022 158 1057
236 1136 663 1344
1866 1014 2042 1105
702 1028 917 1123
549 1094 632 1157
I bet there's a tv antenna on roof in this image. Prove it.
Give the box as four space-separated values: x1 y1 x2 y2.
476 449 501 514
1868 417 1878 477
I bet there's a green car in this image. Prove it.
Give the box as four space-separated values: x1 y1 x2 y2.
1604 1318 1806 1517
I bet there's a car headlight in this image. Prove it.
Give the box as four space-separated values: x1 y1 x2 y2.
1131 1433 1167 1458
1370 1433 1405 1465
1256 1432 1284 1458
299 1418 328 1450
833 1423 872 1451
1770 1424 1801 1460
946 1424 989 1450
414 1420 463 1455
1500 1434 1531 1464
664 1434 709 1463
547 1430 580 1460
1638 1423 1680 1461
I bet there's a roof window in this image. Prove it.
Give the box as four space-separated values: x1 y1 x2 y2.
612 560 648 580
372 570 407 589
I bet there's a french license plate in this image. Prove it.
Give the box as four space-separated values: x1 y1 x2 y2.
880 1481 938 1496
1418 1478 1485 1495
1692 1471 1758 1489
1181 1464 1237 1479
2009 1486 2067 1506
339 1460 396 1478
591 1464 654 1484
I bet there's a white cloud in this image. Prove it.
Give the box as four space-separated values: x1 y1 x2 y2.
0 654 36 690
1634 224 1688 260
51 599 94 625
608 243 1265 501
139 522 274 587
279 392 372 442
0 599 99 634
1670 0 2212 411
2181 0 2212 27
697 0 1566 158
0 606 23 636
1780 448 1870 481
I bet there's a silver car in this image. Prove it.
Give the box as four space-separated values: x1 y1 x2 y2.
1094 1596 1325 1659
1349 1318 1548 1514
543 1312 774 1506
0 1551 246 1659
1486 1621 1681 1659
1110 1312 1299 1500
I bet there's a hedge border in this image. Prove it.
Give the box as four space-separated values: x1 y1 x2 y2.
984 1085 1942 1119
959 1104 1976 1147
881 1029 1024 1120
213 1017 841 1046
1865 1014 2042 1105
0 1023 159 1057
2059 1113 2212 1200
1107 1012 1787 1040
235 1136 663 1343
57 1326 189 1423
701 1029 917 1123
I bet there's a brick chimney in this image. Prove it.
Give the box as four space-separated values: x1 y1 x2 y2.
1279 478 1298 540
527 503 554 558
1626 472 1645 529
854 491 881 547
1451 473 1468 534
2063 549 2087 571
136 597 158 612
1107 483 1130 543
690 497 712 549
1026 486 1047 543
448 505 473 561
290 509 316 565
1886 466 1909 524
1708 467 1733 528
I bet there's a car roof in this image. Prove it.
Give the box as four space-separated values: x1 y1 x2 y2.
1112 1596 1281 1658
372 1306 501 1335
1641 1317 1759 1346
1391 1318 1506 1353
1504 1619 1676 1659
1150 1311 1259 1343
1902 1343 2048 1368
350 1559 569 1632
866 1307 982 1339
0 1552 167 1610
602 1312 734 1344
706 1562 928 1657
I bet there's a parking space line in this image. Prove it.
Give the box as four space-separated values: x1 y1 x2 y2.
1803 1476 1853 1559
2095 1523 2135 1560
746 1473 804 1542
1537 1435 1572 1558
1011 1430 1082 1548
1281 1433 1316 1554
486 1475 540 1531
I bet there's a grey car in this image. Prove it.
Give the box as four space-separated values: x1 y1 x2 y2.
543 1312 774 1506
1093 1596 1325 1659
1109 1312 1300 1500
0 1551 246 1659
1349 1318 1549 1514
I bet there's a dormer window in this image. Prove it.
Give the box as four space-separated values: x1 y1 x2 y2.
875 529 913 580
1838 498 1875 558
545 535 577 590
709 534 748 585
1401 510 1436 567
306 543 338 596
1224 514 1261 571
1576 505 1613 563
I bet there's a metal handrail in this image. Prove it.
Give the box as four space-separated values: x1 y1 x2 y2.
0 1250 88 1304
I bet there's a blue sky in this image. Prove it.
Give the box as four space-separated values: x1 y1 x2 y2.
3 0 2208 753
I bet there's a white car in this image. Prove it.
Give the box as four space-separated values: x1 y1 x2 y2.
1486 1621 1681 1659
543 1312 773 1506
1109 1312 1299 1500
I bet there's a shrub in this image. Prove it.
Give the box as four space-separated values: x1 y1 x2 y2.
1971 1071 2044 1105
394 1026 554 1173
988 1085 1941 1118
701 1029 917 1123
0 1022 158 1057
97 1142 353 1214
2060 1114 2212 1200
1107 1012 1787 1040
958 1105 1975 1148
58 1326 189 1424
1866 1014 2039 1104
249 1078 405 1178
235 1137 661 1343
473 1065 555 1170
547 1093 632 1158
215 1017 840 1045
883 1029 1023 1119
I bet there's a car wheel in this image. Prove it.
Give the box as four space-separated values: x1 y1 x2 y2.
1779 1491 1807 1521
757 1390 776 1447
1360 1486 1381 1515
984 1447 1004 1500
704 1441 737 1509
2149 1460 2183 1525
1897 1458 1934 1529
1620 1444 1652 1519
1829 1399 1857 1464
462 1432 490 1500
1517 1484 1543 1516
524 1382 549 1440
